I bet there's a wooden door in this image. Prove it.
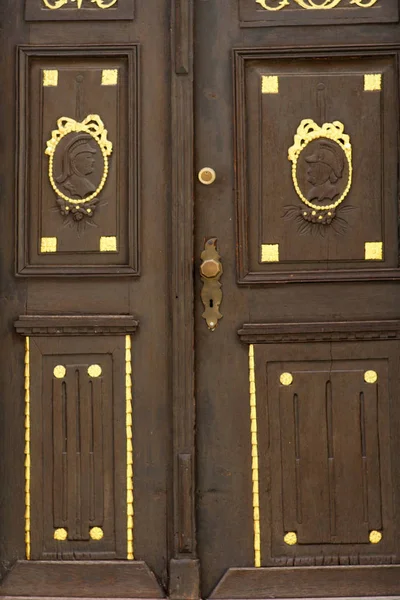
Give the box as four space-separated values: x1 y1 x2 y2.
0 1 172 598
194 1 400 598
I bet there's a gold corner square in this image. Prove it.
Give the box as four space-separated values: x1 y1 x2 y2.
262 76 279 94
40 237 57 253
365 241 383 261
261 244 279 263
102 69 118 86
43 70 58 87
100 236 117 252
364 74 382 92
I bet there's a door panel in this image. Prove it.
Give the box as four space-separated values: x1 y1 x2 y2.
0 0 170 596
195 1 400 597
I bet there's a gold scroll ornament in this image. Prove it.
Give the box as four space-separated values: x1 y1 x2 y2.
256 0 377 9
43 0 117 8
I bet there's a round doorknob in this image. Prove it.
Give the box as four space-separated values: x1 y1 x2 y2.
198 167 216 185
200 258 221 279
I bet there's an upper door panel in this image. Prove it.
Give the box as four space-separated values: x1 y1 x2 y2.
239 0 398 27
25 0 134 21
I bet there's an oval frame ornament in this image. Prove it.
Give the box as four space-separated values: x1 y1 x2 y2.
288 119 352 213
45 114 113 207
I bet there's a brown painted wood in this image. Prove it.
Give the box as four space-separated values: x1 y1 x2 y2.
194 1 400 598
0 0 171 596
0 561 164 598
210 565 400 599
170 0 199 597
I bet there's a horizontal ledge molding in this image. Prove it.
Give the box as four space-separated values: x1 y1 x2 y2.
0 561 163 599
238 320 400 343
14 315 139 336
210 565 400 599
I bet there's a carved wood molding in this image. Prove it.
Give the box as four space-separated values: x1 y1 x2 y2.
238 320 400 343
14 315 139 336
170 0 199 598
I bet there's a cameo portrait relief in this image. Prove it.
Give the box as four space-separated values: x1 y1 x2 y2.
285 119 353 233
56 134 98 199
305 139 345 204
45 115 112 223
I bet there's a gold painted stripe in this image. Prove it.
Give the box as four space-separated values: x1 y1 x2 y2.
249 344 261 567
25 337 31 560
126 335 134 560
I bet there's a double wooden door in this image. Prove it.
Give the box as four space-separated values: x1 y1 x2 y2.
1 1 400 599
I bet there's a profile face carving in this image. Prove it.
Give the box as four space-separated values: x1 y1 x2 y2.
56 134 98 199
305 140 345 203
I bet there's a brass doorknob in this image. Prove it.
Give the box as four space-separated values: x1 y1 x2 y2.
200 258 221 279
198 167 216 185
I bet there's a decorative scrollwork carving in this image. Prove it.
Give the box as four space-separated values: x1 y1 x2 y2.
256 0 377 10
43 0 118 9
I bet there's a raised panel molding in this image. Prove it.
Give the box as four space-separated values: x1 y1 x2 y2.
17 46 139 276
234 47 400 284
225 325 400 596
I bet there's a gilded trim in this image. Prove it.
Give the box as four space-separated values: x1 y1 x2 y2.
43 0 118 8
102 69 119 86
41 237 57 253
100 236 117 252
25 337 31 560
43 70 58 87
262 75 279 94
126 335 134 560
256 0 377 10
364 74 382 91
249 345 261 567
365 241 383 261
261 244 279 263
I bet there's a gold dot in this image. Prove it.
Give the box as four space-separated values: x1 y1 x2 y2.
364 370 378 384
369 530 382 544
312 211 316 216
53 365 66 379
328 212 332 216
303 212 307 216
88 364 102 378
90 527 104 541
54 528 68 541
87 209 92 214
76 206 80 210
318 215 323 220
284 531 297 545
280 372 293 386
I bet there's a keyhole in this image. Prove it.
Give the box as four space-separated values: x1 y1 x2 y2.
209 299 214 308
